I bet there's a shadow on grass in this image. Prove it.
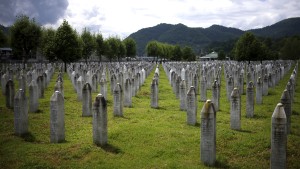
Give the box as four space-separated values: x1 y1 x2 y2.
292 110 299 115
290 131 300 136
267 90 277 96
114 115 131 120
81 115 92 118
214 160 230 169
100 144 122 154
252 114 267 119
29 109 43 114
237 129 252 133
21 132 36 142
195 122 201 127
20 162 56 169
156 106 167 110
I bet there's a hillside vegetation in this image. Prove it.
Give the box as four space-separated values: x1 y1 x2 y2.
128 17 300 55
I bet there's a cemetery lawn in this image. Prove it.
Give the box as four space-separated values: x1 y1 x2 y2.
0 63 300 169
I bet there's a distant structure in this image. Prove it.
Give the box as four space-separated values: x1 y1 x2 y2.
199 51 218 61
0 48 12 61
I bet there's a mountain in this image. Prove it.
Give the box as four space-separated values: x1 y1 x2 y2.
128 17 300 55
0 25 10 34
250 17 300 38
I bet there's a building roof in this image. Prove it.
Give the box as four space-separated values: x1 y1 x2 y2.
200 51 218 59
0 48 12 51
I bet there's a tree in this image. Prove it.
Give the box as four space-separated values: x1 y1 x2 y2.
40 28 56 62
123 38 136 61
280 36 300 60
0 29 7 47
233 32 265 63
218 50 226 60
117 40 126 62
158 43 173 61
105 37 119 62
163 44 173 61
54 20 82 72
10 15 41 67
95 33 105 62
171 45 182 61
146 40 161 62
81 28 95 63
182 46 195 61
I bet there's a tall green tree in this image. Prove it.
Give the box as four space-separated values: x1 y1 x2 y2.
171 45 182 61
0 29 8 47
233 32 266 63
117 40 126 62
54 20 82 72
10 15 41 67
182 46 195 61
81 28 95 63
95 33 105 62
40 28 56 62
123 38 136 61
163 44 173 61
105 37 119 62
146 40 161 62
218 50 226 60
159 43 172 61
280 36 300 60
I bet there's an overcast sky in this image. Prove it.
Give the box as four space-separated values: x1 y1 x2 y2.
1 0 300 38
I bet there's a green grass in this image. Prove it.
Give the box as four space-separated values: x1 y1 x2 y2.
0 63 300 169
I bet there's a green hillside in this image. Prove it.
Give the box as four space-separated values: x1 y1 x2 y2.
128 17 300 55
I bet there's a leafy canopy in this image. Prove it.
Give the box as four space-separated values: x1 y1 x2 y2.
105 36 120 62
0 29 7 47
233 32 267 62
40 28 56 62
218 50 226 60
81 28 95 63
182 46 195 61
123 38 137 59
171 45 182 61
280 36 300 60
10 15 41 60
95 33 105 62
54 20 82 64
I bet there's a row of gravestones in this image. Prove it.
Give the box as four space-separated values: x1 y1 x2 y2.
163 60 296 167
10 61 156 144
2 63 55 112
223 61 289 102
66 62 153 101
2 63 56 137
162 60 292 115
4 60 297 167
270 62 298 169
150 66 159 108
67 61 156 141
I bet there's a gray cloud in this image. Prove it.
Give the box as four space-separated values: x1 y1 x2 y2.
83 7 104 19
176 0 300 30
0 0 68 26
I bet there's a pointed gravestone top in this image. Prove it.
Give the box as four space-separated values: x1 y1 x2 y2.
247 81 254 88
272 103 286 120
231 87 240 97
83 82 92 91
280 89 290 102
201 100 216 117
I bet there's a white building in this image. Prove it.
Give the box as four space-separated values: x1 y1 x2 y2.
199 51 218 61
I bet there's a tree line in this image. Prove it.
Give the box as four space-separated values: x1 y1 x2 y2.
146 40 196 62
0 15 137 70
1 15 299 67
208 32 300 61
